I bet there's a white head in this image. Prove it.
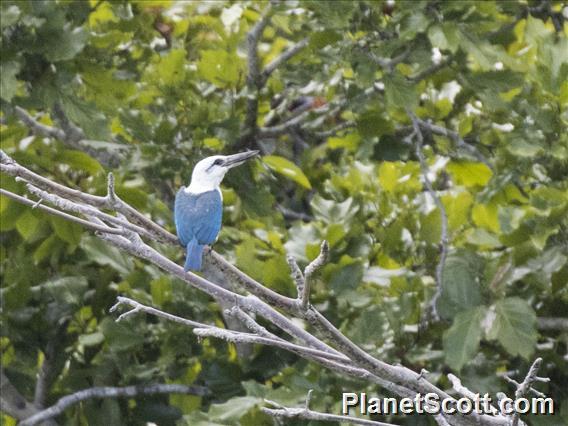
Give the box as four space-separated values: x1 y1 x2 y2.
187 151 259 194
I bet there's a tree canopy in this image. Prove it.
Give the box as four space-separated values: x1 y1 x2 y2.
1 1 567 425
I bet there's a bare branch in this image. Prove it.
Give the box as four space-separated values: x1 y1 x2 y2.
261 38 309 84
537 317 568 331
448 374 502 418
505 358 549 426
0 369 53 424
14 106 66 140
409 59 450 82
415 118 493 171
286 255 305 300
0 189 123 235
20 384 208 426
34 320 70 409
302 240 329 310
313 120 356 139
369 48 411 73
194 328 349 364
408 111 449 322
241 3 273 143
257 107 315 137
263 394 394 426
110 296 210 328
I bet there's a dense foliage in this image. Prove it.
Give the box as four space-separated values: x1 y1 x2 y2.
1 1 567 425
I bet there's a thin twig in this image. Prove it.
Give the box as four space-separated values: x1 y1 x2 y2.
408 111 449 322
263 401 393 426
506 358 549 426
408 59 450 82
261 38 309 84
20 384 208 426
302 240 329 310
0 189 123 235
415 118 493 171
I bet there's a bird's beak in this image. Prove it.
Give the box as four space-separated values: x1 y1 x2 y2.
223 150 259 168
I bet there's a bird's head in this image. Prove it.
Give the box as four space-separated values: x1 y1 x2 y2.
188 150 259 193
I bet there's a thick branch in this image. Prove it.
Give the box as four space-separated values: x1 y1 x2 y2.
242 3 273 142
20 384 208 426
0 369 53 424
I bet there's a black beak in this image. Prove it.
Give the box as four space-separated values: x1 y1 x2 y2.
223 150 259 168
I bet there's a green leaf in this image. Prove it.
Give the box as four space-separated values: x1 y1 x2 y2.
309 30 342 49
208 396 262 422
443 306 487 371
151 276 172 306
100 317 142 352
262 155 311 189
507 139 543 158
311 195 359 224
80 236 134 275
45 276 88 307
447 161 492 187
43 27 88 62
329 259 363 295
50 215 83 246
33 234 60 263
79 332 105 347
486 298 537 359
384 72 417 109
0 5 21 29
59 94 110 140
197 49 244 87
0 60 21 102
57 150 103 175
156 48 187 86
16 210 40 241
328 133 360 151
438 250 484 319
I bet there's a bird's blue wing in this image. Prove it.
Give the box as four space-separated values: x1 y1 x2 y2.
174 189 222 246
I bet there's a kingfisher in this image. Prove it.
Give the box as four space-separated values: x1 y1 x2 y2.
174 151 259 271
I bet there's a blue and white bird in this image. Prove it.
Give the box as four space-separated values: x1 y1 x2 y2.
174 151 259 271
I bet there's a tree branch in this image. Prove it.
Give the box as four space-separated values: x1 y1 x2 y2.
241 3 274 144
260 38 309 84
0 189 123 235
263 390 394 426
1 151 514 426
408 111 449 322
409 59 450 82
537 317 568 331
14 107 66 140
415 118 493 171
302 240 328 310
504 358 550 426
20 384 208 426
0 369 55 424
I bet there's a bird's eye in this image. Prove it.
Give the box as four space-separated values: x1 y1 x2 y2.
213 159 223 166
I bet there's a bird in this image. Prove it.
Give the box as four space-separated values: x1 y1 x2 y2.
174 151 259 271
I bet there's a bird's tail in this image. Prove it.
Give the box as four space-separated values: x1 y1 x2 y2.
184 238 204 271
